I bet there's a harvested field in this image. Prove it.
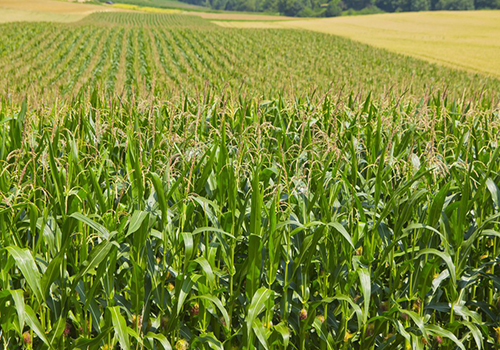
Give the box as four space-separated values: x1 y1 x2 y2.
0 0 122 23
0 8 87 23
0 0 109 13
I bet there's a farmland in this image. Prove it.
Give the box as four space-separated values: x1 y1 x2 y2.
0 0 119 23
1 13 499 102
216 10 500 78
1 9 500 350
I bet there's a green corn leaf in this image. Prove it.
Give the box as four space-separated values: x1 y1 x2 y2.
181 232 194 268
25 304 53 349
327 222 355 250
150 172 168 226
74 327 112 349
88 167 106 212
71 212 110 240
459 321 483 350
145 332 172 350
333 294 363 330
126 135 144 207
252 319 270 350
399 308 428 343
427 182 451 227
193 257 215 288
191 227 234 239
392 319 411 342
109 306 131 350
357 268 371 324
10 290 25 335
126 210 149 237
195 333 223 350
416 248 456 285
246 287 272 339
194 294 230 329
40 250 64 299
425 324 465 350
312 318 334 350
486 178 500 210
74 240 115 285
274 322 290 349
127 327 143 346
6 246 43 303
176 275 199 315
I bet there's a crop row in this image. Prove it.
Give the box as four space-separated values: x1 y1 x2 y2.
79 12 215 28
0 14 499 103
1 91 500 349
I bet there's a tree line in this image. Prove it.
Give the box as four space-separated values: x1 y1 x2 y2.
180 0 500 16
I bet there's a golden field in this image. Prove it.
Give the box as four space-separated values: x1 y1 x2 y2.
191 12 293 20
216 11 500 77
0 0 121 23
110 3 182 13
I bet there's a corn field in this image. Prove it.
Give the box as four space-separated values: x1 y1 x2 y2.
1 13 499 103
0 11 500 350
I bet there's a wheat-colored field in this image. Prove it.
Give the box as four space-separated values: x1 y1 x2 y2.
0 0 121 23
191 12 293 20
216 11 500 77
110 3 182 13
0 8 89 22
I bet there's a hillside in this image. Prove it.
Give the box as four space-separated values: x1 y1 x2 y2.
216 10 500 77
0 0 122 22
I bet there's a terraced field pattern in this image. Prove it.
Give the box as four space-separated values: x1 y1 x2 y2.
1 10 500 350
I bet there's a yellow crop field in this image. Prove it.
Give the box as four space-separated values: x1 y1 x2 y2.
0 8 88 23
110 3 181 13
192 12 293 20
212 19 284 26
216 11 500 77
0 0 122 23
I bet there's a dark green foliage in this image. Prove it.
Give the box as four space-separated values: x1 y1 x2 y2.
434 0 474 9
324 0 343 16
475 0 500 8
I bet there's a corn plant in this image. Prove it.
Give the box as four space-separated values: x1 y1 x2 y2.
0 90 499 349
0 10 500 350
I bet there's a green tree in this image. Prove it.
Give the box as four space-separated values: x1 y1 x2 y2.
343 0 374 10
324 0 343 15
278 0 306 15
474 0 500 8
410 0 430 10
435 0 474 9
